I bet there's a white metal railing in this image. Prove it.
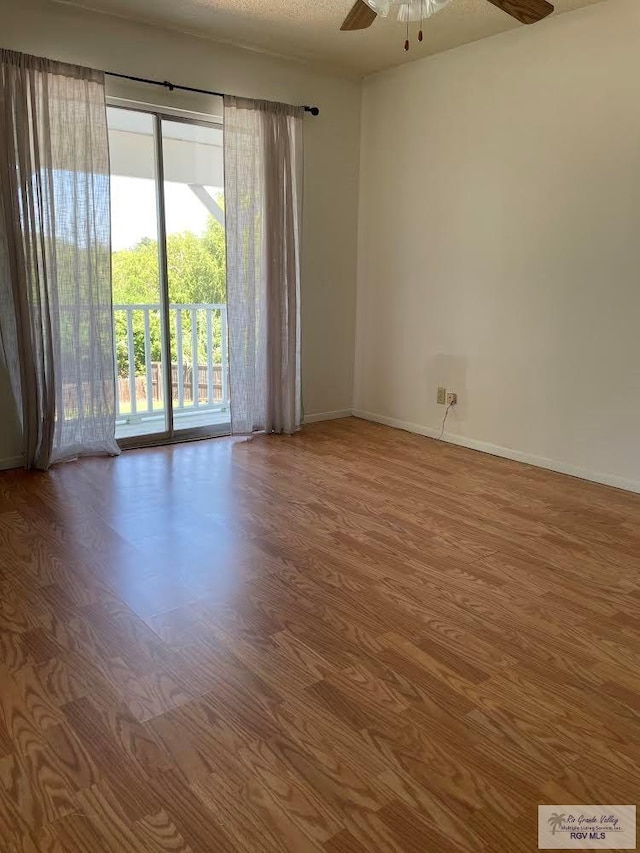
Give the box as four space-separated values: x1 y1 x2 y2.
113 303 229 421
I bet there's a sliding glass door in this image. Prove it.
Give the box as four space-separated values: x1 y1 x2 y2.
107 105 229 445
108 108 168 440
161 119 229 436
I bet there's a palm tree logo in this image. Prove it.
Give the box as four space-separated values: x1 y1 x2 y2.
548 813 567 835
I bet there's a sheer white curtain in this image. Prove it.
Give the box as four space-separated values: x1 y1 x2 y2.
0 49 119 470
223 96 303 435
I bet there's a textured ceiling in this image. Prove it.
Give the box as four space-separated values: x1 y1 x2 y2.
54 0 604 74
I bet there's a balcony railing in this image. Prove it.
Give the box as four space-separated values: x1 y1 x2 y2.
113 303 229 432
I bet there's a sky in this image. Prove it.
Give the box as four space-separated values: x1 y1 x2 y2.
111 177 221 251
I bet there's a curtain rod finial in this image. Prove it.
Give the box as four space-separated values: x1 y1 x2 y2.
305 106 320 116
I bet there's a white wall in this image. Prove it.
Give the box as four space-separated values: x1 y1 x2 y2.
356 0 640 491
0 0 362 465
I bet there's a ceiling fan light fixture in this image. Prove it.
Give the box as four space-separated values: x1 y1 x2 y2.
364 0 452 23
399 0 452 22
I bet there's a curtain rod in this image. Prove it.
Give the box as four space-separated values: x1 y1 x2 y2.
105 71 320 116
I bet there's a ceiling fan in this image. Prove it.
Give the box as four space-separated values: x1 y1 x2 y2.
341 0 554 51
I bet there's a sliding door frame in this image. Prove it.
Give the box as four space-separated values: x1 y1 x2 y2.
107 99 229 451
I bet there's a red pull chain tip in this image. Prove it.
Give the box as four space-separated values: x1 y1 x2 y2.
418 29 423 42
404 38 410 51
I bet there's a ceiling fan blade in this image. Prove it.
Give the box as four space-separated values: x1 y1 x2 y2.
485 0 554 24
340 0 377 31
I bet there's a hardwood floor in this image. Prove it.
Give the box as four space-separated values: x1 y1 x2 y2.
0 416 639 852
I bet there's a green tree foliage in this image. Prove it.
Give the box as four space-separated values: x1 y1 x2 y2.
112 214 226 377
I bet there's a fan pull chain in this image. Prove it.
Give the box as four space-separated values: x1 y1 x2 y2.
404 10 409 51
419 0 424 41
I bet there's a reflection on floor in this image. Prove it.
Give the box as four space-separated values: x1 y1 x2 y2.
1 417 639 851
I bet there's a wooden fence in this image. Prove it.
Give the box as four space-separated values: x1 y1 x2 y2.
118 363 224 406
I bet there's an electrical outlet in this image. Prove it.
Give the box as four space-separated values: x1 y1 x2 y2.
437 387 447 405
446 392 457 406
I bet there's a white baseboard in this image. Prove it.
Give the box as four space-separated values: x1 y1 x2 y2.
352 409 640 495
0 455 23 472
303 409 353 424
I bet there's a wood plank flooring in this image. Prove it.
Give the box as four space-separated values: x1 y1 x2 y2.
0 416 639 851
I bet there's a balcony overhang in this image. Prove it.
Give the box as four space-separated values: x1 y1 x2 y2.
109 110 224 186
